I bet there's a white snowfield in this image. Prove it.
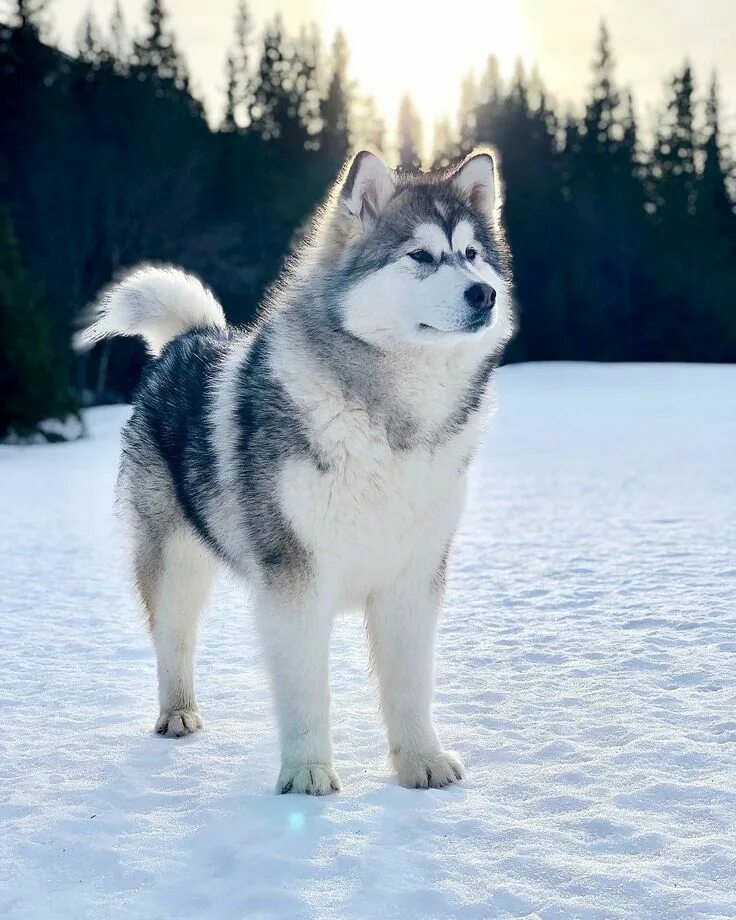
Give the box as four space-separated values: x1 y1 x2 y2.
1 363 735 920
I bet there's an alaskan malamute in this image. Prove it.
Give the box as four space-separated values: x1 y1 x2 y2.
76 149 514 794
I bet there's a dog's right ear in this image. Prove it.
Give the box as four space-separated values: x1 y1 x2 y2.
341 151 395 231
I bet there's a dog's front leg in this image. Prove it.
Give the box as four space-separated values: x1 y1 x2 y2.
366 568 464 789
254 584 340 795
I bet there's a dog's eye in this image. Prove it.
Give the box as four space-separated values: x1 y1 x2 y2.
408 249 434 265
465 247 478 261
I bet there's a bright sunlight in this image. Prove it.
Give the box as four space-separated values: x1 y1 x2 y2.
324 0 530 155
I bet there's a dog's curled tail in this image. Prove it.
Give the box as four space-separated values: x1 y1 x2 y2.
73 265 226 356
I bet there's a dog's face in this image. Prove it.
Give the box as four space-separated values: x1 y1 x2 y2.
325 150 513 351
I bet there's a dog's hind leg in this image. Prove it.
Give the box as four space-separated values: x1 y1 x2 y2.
135 527 218 738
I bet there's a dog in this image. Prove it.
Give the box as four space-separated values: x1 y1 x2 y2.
75 149 514 794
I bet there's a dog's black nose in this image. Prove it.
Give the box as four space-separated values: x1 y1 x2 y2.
464 282 496 311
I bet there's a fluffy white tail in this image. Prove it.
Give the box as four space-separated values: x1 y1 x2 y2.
73 265 226 356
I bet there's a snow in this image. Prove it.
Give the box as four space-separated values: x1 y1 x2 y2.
2 413 85 445
1 362 735 920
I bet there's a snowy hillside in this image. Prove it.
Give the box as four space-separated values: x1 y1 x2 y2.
1 363 735 920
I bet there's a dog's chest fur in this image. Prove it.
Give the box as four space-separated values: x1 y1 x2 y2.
270 331 490 599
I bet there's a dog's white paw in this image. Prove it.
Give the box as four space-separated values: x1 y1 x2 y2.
155 709 203 738
277 763 342 795
393 748 465 789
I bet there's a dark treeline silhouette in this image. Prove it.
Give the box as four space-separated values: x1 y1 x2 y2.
428 27 735 365
1 2 734 437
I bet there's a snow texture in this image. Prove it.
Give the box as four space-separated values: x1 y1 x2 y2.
1 363 734 920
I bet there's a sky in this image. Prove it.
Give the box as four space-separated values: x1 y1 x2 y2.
44 0 736 156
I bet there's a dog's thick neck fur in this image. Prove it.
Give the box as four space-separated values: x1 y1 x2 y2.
266 296 495 456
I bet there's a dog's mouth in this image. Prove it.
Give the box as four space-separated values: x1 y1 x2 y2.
418 315 491 335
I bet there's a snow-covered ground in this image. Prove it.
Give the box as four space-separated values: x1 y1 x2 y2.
1 363 735 920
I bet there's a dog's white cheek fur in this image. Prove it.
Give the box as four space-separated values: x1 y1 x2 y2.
341 258 512 350
340 263 417 346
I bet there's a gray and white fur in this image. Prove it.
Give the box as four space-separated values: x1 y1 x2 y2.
75 149 514 794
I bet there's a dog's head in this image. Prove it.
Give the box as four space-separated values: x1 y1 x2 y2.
314 149 513 353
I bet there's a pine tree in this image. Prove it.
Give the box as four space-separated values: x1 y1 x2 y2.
0 212 75 438
698 75 733 232
581 22 619 157
475 55 503 145
294 24 322 143
108 1 130 72
620 92 638 165
76 10 104 66
133 0 190 91
431 115 456 168
481 62 572 361
320 30 350 163
457 71 477 155
692 75 736 361
479 55 502 107
250 16 306 146
650 62 697 222
398 93 422 172
248 20 284 140
222 53 239 133
13 0 49 34
508 61 529 109
639 63 702 359
234 0 252 76
352 96 385 153
222 0 252 132
555 25 646 360
527 65 546 111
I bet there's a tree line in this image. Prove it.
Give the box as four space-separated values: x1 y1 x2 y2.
0 0 734 437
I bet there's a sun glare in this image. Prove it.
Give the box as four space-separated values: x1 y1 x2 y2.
325 0 530 160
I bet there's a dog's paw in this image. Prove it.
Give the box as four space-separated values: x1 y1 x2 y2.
277 763 342 796
155 709 203 738
393 748 465 789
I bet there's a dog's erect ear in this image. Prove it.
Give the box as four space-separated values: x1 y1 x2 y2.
453 151 497 215
341 150 395 230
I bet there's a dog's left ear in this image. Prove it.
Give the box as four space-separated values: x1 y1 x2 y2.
453 151 497 216
341 150 395 231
